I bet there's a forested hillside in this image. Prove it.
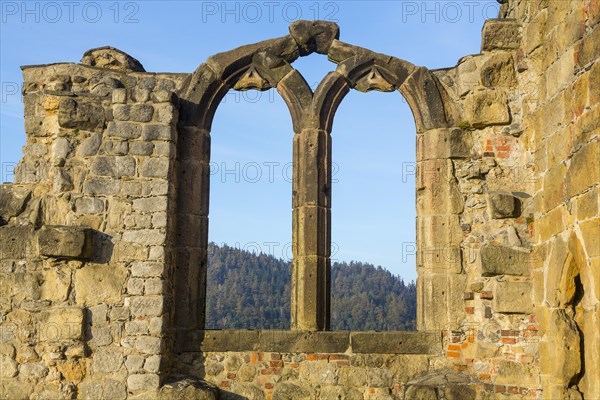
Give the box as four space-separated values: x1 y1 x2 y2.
205 243 416 330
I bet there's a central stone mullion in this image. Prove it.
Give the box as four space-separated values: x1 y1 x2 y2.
292 127 331 330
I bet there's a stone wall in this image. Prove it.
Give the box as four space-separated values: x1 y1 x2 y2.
0 1 598 399
506 0 599 399
0 54 197 399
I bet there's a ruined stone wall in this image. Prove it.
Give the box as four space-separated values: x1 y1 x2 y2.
0 56 190 399
0 1 598 399
506 0 599 399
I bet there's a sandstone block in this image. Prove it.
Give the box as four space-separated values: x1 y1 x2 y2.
132 196 168 213
134 336 162 355
0 225 36 259
127 373 160 391
104 140 129 155
543 309 582 384
78 133 102 157
481 53 517 87
40 268 71 302
130 296 164 317
75 197 104 214
272 382 313 400
131 261 164 278
130 142 154 155
58 98 106 131
157 377 218 400
481 19 520 51
140 158 170 178
122 230 165 246
112 88 127 104
83 178 120 195
417 128 471 160
464 88 510 128
91 156 136 177
566 141 599 198
142 124 173 141
38 307 84 341
493 281 532 313
114 104 154 122
338 366 367 387
81 46 145 72
481 244 529 276
350 331 440 354
487 191 521 218
0 185 31 219
93 346 124 373
107 121 142 139
38 225 92 259
75 263 127 305
0 355 18 378
290 20 339 55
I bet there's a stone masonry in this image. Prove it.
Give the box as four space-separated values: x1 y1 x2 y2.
0 1 598 399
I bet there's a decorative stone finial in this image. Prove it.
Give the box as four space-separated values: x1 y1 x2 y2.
288 20 340 56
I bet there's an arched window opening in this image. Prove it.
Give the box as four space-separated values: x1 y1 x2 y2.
205 88 292 329
330 89 417 330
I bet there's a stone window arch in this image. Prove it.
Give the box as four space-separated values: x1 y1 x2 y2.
172 21 460 349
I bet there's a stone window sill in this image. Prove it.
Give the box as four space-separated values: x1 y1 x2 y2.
197 330 441 354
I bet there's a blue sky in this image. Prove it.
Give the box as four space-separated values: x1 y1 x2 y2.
0 1 499 281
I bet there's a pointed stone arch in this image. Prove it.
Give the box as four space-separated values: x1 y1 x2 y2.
540 230 598 399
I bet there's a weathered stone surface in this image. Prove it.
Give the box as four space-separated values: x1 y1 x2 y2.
417 128 471 160
480 52 517 87
260 330 349 353
299 361 338 385
495 360 537 385
481 19 520 51
58 98 106 131
351 331 440 354
542 309 581 385
130 296 164 317
0 185 31 219
0 355 18 377
6 16 600 399
38 225 92 259
40 268 71 302
493 281 532 313
38 306 83 341
464 88 510 128
134 336 163 355
107 121 142 139
93 346 124 373
75 197 104 214
75 263 127 305
272 382 314 400
386 355 430 383
140 158 170 178
91 156 136 177
0 225 36 259
404 385 438 400
81 46 145 72
83 177 120 195
566 141 599 198
158 377 218 400
127 373 160 391
200 330 259 352
480 244 529 276
289 20 340 55
114 104 154 122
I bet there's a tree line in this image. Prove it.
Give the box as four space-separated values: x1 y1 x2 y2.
205 242 416 330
